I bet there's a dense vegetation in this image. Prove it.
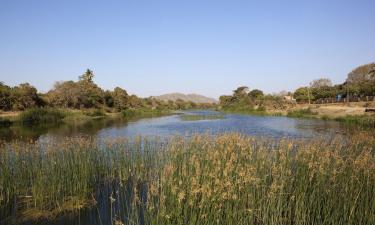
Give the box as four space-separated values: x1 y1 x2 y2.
19 108 66 125
0 69 215 113
0 134 374 224
294 63 375 103
219 86 292 113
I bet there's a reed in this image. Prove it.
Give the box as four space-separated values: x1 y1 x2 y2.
287 107 318 118
0 134 374 224
18 108 66 125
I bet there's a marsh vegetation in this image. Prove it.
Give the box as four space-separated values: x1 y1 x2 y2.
1 133 374 225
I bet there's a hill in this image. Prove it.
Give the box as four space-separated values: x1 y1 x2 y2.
153 93 218 104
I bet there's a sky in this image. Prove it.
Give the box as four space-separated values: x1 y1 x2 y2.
0 0 374 99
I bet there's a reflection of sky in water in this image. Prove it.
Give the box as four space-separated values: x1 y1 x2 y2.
7 110 348 144
95 111 343 140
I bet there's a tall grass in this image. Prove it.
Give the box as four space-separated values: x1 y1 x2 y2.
335 115 375 128
287 107 318 118
0 134 374 224
19 108 66 125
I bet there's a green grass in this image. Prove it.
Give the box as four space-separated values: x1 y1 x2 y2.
335 114 375 128
1 133 374 224
287 107 318 118
222 106 282 116
82 108 107 117
18 108 66 125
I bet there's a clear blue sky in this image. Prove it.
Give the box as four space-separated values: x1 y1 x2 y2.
1 0 374 98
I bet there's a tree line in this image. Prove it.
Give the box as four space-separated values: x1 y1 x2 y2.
294 63 375 103
0 69 214 112
219 62 375 109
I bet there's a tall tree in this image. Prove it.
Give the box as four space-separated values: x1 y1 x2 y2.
79 69 95 83
310 78 333 88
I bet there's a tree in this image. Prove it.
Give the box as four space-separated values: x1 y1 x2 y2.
310 78 333 88
47 81 81 108
347 63 375 83
233 86 249 97
79 69 95 83
11 83 43 110
128 95 143 108
248 89 264 99
112 87 129 111
0 82 12 111
294 87 311 103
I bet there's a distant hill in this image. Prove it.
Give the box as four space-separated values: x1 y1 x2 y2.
153 93 218 104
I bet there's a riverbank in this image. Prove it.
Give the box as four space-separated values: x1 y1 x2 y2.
221 102 375 128
0 108 173 128
286 103 375 128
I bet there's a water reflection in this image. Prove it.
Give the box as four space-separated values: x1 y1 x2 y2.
0 111 360 142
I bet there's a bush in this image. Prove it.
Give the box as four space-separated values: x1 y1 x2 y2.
19 108 66 125
335 115 375 128
83 109 106 117
287 108 318 118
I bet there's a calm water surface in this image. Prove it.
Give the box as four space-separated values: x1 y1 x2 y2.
0 110 352 143
1 111 358 225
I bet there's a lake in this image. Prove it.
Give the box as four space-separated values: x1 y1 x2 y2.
0 110 351 143
0 110 369 225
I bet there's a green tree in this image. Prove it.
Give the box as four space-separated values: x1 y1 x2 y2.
12 83 43 110
0 82 12 111
112 87 129 111
79 69 95 83
248 89 264 99
294 87 312 103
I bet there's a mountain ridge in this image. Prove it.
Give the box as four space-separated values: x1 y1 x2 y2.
153 93 218 104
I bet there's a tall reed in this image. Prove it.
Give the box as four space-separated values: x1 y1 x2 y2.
0 134 374 224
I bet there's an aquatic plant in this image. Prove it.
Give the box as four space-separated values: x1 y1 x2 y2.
287 107 318 118
335 114 375 128
0 133 374 224
18 108 66 125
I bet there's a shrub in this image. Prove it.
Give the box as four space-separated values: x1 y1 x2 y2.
83 109 106 117
335 115 375 128
287 108 318 118
19 108 66 125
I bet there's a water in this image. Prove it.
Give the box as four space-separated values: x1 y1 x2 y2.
0 111 356 225
0 110 351 143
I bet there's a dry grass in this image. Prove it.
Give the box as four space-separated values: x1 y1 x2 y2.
1 134 374 224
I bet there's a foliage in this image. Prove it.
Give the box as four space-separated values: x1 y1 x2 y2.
112 87 129 111
220 86 288 113
1 134 374 224
83 109 106 117
287 108 318 118
347 62 375 83
19 108 66 125
310 78 332 88
248 89 264 99
293 87 312 103
0 82 12 111
79 69 95 83
11 83 44 110
335 114 375 128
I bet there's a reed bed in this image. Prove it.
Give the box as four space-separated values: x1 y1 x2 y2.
0 134 374 225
